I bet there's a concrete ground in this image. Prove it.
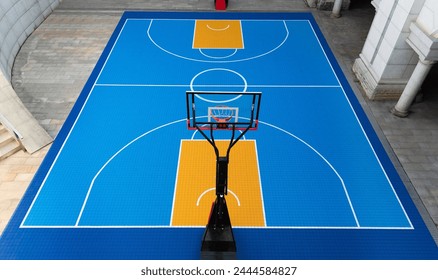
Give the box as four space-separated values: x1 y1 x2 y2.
1 0 437 244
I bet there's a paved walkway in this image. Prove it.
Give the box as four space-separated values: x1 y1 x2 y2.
1 1 437 244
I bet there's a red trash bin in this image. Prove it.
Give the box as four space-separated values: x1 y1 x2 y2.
215 0 228 10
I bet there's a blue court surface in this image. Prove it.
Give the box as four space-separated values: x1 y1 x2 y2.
0 11 437 259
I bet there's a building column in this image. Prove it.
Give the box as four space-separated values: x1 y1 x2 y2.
352 0 426 100
391 59 435 117
391 0 438 116
331 0 343 18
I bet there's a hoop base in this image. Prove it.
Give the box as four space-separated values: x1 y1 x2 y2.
201 197 236 260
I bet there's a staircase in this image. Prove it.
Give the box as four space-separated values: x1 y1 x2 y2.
0 123 22 160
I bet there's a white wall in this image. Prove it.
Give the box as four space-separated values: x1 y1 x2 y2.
353 0 430 99
0 0 61 80
0 0 58 153
416 0 438 38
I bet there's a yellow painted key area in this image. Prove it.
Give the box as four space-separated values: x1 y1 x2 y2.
172 140 265 227
193 20 244 49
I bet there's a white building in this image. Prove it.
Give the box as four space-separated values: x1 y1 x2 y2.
352 0 438 117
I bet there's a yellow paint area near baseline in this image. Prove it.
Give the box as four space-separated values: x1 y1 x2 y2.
193 20 244 49
172 140 265 227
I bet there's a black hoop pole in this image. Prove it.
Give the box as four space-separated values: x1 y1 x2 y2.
186 91 261 260
197 120 255 260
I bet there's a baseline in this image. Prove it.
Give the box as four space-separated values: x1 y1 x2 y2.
147 19 289 63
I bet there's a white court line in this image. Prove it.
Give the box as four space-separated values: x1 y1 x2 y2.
257 119 360 228
254 140 267 227
27 114 392 229
190 68 248 93
149 19 288 63
94 83 341 88
170 138 244 226
306 21 413 229
22 18 412 230
198 21 243 59
206 24 230 31
20 19 131 228
19 225 414 230
199 48 238 59
169 139 184 226
192 20 197 50
74 118 187 227
76 118 359 228
189 118 358 227
196 188 241 206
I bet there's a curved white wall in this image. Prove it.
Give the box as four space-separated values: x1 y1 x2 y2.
0 0 61 80
0 0 58 153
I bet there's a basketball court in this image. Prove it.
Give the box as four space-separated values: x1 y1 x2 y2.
0 11 437 259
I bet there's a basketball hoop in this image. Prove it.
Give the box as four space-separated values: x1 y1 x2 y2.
185 91 261 260
209 106 238 129
186 91 261 131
